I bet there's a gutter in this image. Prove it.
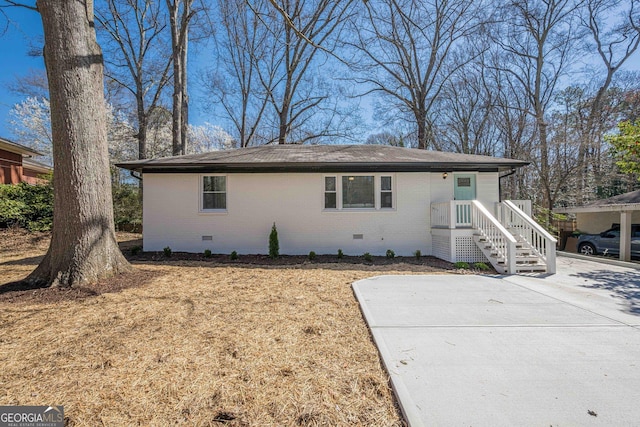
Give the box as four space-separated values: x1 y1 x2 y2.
498 168 518 201
115 162 525 174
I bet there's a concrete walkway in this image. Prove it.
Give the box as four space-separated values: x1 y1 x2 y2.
353 256 640 426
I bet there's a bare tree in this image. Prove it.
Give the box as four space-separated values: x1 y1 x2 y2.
254 0 357 144
7 68 49 100
20 0 131 287
434 60 499 155
574 0 640 201
96 0 172 161
203 0 271 147
492 0 583 214
350 0 487 149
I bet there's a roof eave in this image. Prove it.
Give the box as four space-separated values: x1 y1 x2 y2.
116 161 528 174
0 139 42 157
554 203 640 213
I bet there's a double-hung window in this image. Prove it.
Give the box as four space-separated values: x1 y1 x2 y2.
380 176 393 208
202 176 226 210
324 176 337 209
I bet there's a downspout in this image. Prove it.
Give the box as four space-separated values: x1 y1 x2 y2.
498 168 517 202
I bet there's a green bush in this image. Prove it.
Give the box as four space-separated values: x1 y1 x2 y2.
163 246 172 257
363 252 373 262
308 251 316 261
386 249 395 259
230 250 239 260
337 248 344 259
112 184 142 231
414 249 421 259
473 262 490 271
269 223 279 259
0 180 53 231
454 261 469 269
204 249 212 258
130 245 142 255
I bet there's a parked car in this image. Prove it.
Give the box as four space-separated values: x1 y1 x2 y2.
577 224 640 258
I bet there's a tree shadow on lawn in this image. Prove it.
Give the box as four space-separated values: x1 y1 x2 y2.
0 255 46 266
571 269 640 316
0 268 165 304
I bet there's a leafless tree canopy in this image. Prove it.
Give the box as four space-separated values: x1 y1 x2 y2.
2 0 640 220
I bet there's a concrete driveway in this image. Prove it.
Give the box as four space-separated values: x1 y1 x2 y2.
353 256 640 426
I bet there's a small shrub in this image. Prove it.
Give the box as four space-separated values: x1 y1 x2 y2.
163 246 172 257
363 252 373 262
308 251 316 261
337 249 344 259
204 249 212 258
473 262 490 271
454 261 469 269
130 245 142 256
230 250 239 260
414 249 421 259
386 249 395 259
269 222 279 259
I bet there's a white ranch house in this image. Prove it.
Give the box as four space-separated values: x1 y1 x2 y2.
118 145 556 274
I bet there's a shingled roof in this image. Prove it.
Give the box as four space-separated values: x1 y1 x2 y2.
116 144 528 173
554 189 640 213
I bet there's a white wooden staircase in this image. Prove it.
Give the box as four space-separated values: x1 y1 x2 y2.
474 233 548 274
471 200 557 274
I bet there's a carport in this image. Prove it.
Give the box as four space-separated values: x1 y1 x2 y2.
555 189 640 261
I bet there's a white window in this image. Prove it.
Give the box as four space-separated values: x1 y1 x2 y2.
324 176 337 209
342 175 375 209
202 175 226 210
380 176 393 208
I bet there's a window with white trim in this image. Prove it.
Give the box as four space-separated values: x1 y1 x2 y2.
322 174 395 211
324 176 337 209
381 176 393 208
202 175 226 210
342 175 375 209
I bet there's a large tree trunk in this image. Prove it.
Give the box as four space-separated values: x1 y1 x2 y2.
27 0 132 288
180 27 189 154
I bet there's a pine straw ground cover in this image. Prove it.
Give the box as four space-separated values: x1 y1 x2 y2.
0 228 469 426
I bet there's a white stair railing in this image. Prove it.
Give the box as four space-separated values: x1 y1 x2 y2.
501 200 557 274
471 200 517 273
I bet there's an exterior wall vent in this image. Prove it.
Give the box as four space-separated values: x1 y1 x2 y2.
202 235 213 241
352 234 364 240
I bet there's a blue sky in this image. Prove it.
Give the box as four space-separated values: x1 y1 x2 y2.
0 6 44 139
0 6 211 140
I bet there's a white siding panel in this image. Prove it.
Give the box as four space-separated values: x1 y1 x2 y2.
143 172 433 256
476 172 499 212
430 173 453 203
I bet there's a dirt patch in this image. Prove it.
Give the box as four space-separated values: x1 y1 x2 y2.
0 269 163 304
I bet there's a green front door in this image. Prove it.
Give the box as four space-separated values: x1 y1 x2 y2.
453 174 476 225
454 174 476 200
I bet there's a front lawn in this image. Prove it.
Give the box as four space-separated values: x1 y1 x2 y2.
0 229 454 426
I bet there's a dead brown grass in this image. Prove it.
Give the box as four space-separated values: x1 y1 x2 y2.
0 229 459 426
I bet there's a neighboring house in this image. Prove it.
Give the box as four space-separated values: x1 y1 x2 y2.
117 144 556 273
0 137 51 184
555 190 640 262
